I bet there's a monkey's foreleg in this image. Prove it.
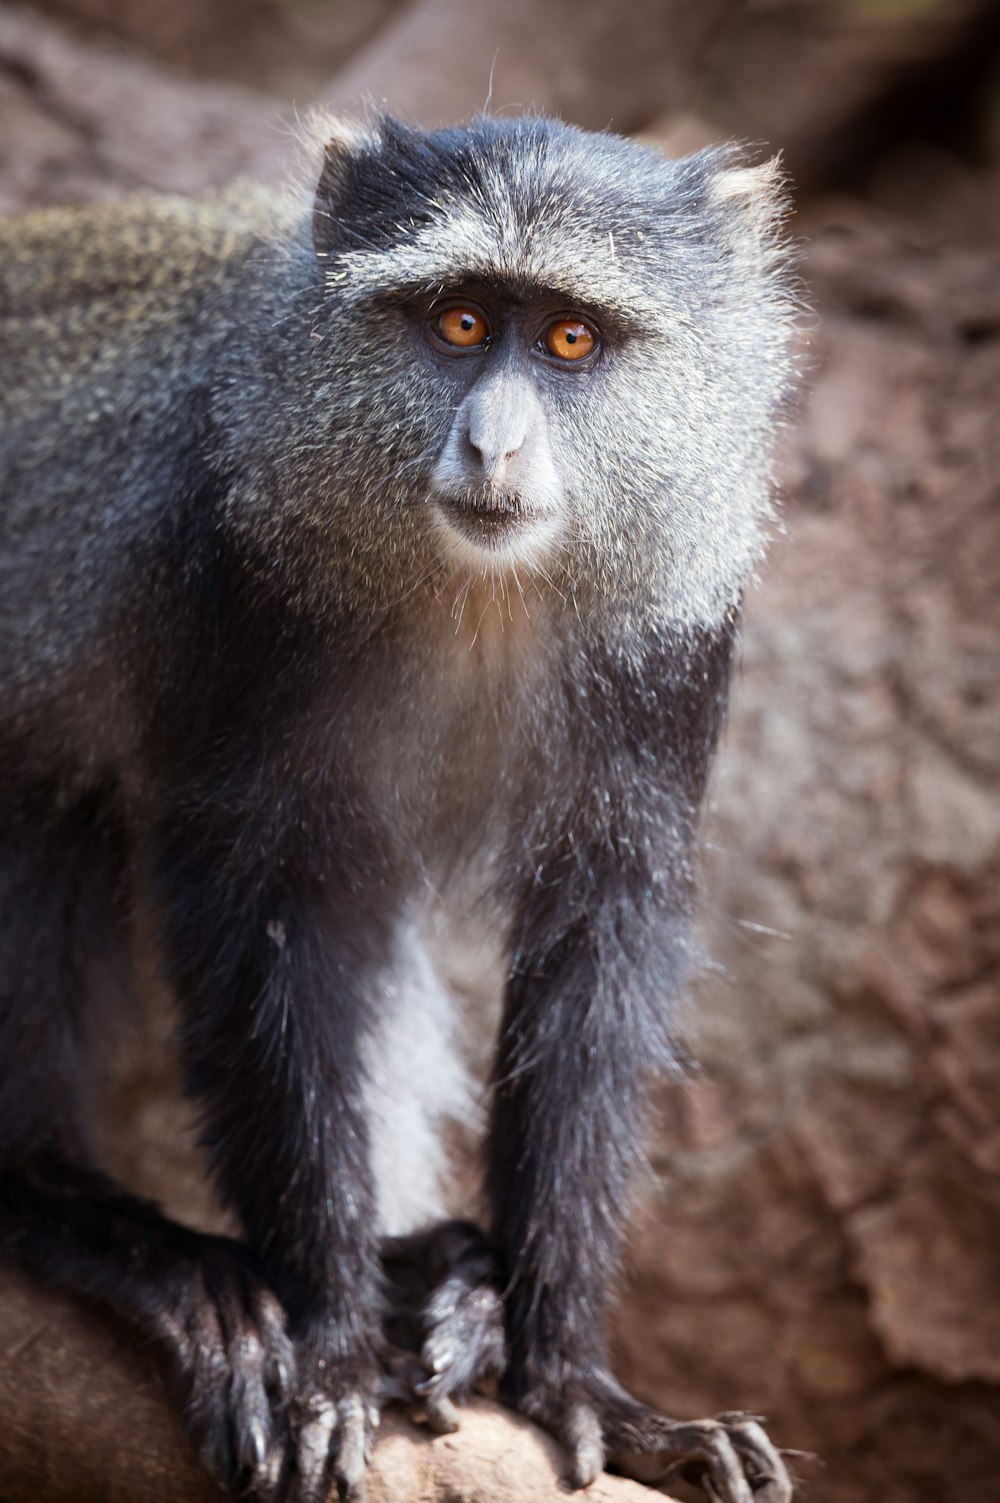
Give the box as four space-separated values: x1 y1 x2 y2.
484 882 793 1503
0 798 295 1495
156 800 387 1501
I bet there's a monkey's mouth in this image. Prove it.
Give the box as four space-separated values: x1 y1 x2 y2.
431 489 562 570
435 492 537 550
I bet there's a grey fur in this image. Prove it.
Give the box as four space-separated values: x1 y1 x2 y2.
0 112 799 1503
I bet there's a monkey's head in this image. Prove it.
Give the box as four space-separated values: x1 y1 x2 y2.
243 114 797 627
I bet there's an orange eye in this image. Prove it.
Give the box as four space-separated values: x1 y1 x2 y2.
437 306 489 348
545 319 597 361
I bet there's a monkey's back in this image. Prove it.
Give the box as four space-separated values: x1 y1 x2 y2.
0 188 275 428
0 189 282 786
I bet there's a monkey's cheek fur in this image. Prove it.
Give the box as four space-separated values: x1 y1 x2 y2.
431 494 564 573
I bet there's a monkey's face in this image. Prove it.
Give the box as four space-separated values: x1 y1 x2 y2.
300 114 795 623
418 293 602 572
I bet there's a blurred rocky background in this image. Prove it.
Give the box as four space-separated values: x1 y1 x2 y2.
1 2 998 1500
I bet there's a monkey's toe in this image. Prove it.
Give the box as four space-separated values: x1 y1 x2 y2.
612 1409 794 1503
409 1270 505 1436
154 1240 296 1498
419 1277 505 1392
513 1369 794 1501
292 1369 380 1502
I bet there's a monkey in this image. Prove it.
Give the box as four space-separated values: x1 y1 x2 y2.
0 113 797 1501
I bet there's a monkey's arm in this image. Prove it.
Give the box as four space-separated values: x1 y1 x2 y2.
483 623 792 1502
151 718 392 1501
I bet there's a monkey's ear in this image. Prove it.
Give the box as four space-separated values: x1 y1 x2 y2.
311 115 380 260
707 153 789 238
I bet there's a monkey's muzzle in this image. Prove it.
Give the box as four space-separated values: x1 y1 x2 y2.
432 487 563 570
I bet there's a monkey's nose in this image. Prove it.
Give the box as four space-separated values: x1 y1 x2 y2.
464 377 530 482
463 428 524 483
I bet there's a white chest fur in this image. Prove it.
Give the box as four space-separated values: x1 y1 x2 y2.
358 581 559 1233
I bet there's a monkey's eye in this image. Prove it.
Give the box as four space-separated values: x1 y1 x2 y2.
544 318 598 362
435 306 490 349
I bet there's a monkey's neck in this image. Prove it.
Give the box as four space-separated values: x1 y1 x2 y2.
418 570 555 669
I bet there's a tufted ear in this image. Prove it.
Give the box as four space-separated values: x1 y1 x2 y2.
311 116 380 260
708 152 789 241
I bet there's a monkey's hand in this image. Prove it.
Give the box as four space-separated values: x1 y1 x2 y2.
510 1366 794 1502
289 1348 381 1502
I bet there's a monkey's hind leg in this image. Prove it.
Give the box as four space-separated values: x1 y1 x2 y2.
381 1220 506 1432
0 801 295 1500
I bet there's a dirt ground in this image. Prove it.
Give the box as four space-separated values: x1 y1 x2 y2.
1 3 998 1500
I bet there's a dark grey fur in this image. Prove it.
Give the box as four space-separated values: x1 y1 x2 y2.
0 114 797 1501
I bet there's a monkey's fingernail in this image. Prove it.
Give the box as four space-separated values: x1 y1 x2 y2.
273 1357 292 1396
248 1419 267 1468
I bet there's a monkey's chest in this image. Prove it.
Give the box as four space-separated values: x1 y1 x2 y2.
371 684 526 877
357 610 551 884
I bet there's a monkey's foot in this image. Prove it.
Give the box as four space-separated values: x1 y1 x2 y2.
380 1220 506 1432
415 1249 506 1431
0 1168 298 1499
155 1238 296 1498
513 1368 793 1502
290 1368 381 1503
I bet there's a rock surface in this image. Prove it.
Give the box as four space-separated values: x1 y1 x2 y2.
0 1269 666 1503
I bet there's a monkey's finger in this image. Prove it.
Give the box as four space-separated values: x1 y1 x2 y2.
331 1394 371 1500
295 1396 337 1503
247 1283 297 1404
227 1328 278 1477
170 1293 246 1488
254 1440 290 1503
208 1261 293 1484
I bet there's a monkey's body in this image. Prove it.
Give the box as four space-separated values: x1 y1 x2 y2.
0 117 795 1501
